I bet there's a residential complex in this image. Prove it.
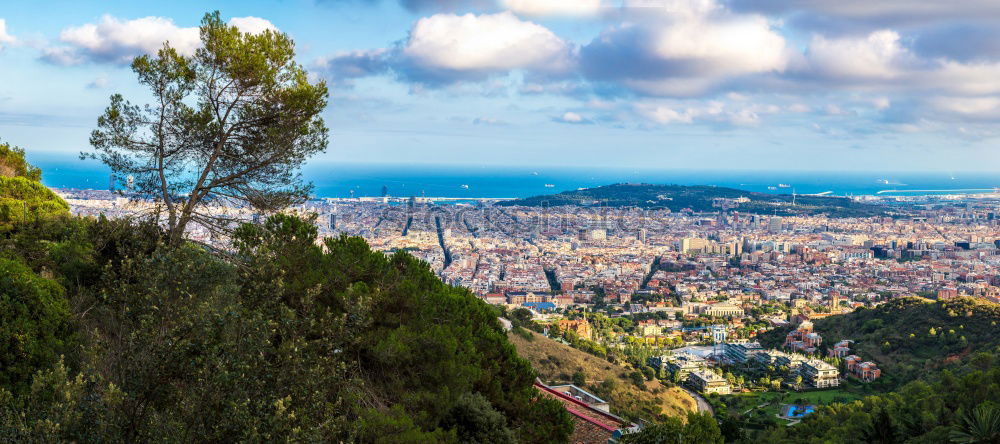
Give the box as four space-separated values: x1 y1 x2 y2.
800 359 840 388
688 369 732 395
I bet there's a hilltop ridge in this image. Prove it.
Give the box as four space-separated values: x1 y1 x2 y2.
498 183 889 217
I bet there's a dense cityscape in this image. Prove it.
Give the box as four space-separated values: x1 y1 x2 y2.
54 183 1000 438
61 188 1000 314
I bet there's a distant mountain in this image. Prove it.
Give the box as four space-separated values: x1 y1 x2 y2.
497 183 889 217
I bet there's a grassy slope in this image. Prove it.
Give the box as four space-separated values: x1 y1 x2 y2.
508 329 696 423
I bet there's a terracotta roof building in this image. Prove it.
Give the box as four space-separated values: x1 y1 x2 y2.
534 382 634 444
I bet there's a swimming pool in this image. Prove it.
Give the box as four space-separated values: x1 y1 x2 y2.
787 405 815 418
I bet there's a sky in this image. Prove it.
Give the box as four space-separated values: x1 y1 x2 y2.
1 0 1000 171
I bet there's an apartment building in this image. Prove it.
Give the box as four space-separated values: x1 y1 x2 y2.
800 359 840 388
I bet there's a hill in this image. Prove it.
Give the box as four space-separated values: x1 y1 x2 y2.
755 354 1000 443
758 296 1000 389
0 142 68 230
508 328 697 423
498 183 889 217
747 297 1000 442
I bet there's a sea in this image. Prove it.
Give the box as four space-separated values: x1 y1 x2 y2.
27 153 1000 199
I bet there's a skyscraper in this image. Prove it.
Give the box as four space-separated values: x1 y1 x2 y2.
768 216 782 233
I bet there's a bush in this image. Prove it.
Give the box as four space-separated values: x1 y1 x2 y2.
0 257 73 393
512 325 534 341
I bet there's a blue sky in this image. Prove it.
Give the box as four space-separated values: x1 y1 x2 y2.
2 0 1000 171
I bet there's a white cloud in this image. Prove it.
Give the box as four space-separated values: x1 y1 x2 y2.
650 15 788 75
41 15 279 66
871 96 891 109
0 19 16 50
634 99 766 126
554 111 595 124
87 73 109 89
928 96 1000 120
788 103 811 113
927 61 1000 96
805 30 908 80
42 15 199 65
228 16 278 34
635 104 694 124
503 0 605 17
562 111 583 123
729 0 1000 27
473 116 507 125
728 108 761 126
580 0 791 96
796 30 1000 100
824 104 852 115
399 12 572 82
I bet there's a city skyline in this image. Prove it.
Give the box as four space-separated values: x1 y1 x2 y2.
3 0 1000 171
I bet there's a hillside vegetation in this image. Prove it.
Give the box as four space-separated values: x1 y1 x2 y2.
0 142 68 230
759 296 1000 388
499 183 888 217
508 329 696 423
754 354 1000 443
0 153 574 442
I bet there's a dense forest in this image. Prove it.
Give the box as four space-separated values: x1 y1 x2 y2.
0 146 574 442
499 183 889 217
758 296 1000 389
755 357 1000 443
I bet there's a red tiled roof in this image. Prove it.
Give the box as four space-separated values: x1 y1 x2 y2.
534 382 625 432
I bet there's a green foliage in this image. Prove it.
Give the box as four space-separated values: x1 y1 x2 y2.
0 176 69 230
757 296 1000 389
501 183 886 217
439 393 516 444
630 371 647 389
620 412 723 444
509 307 534 327
0 141 41 181
949 404 1000 444
0 141 68 232
88 11 329 245
233 213 572 441
0 258 73 393
0 212 572 441
512 325 535 341
756 362 1000 443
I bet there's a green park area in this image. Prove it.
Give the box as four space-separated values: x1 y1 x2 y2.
718 383 867 426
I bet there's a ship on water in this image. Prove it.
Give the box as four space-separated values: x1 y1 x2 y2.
778 183 791 188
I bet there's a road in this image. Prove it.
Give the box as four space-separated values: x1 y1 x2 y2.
680 387 714 416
